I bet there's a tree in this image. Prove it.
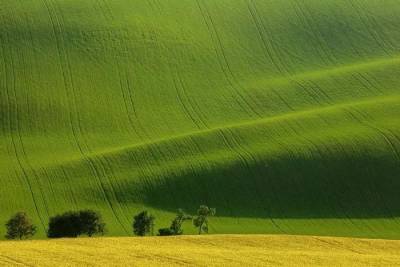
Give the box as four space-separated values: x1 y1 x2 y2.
133 211 155 236
78 210 106 237
157 227 174 236
5 212 37 240
157 209 192 236
47 211 81 238
170 209 192 235
193 205 216 235
47 210 106 238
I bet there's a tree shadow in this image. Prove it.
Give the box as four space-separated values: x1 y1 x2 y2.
116 152 400 219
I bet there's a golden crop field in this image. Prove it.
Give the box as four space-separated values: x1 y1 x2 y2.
0 235 400 266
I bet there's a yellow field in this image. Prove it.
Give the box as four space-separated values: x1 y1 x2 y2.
0 235 399 266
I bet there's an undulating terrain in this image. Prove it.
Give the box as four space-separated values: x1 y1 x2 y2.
0 0 400 238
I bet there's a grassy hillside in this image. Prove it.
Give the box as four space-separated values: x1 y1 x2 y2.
0 0 400 238
1 235 400 266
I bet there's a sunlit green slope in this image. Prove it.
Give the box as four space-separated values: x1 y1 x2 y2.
0 0 399 239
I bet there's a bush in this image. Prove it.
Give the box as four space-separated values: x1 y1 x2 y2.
193 205 216 235
78 210 106 237
47 211 81 238
133 211 155 236
47 210 105 238
158 227 174 236
5 212 37 240
170 209 191 235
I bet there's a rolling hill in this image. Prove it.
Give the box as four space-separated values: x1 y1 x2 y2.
0 0 399 239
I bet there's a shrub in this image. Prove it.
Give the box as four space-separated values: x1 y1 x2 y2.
133 211 155 236
193 205 216 235
78 210 106 237
170 209 192 235
5 212 37 240
47 211 81 238
47 210 105 238
158 227 174 236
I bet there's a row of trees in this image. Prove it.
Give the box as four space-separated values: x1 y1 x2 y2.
4 205 216 240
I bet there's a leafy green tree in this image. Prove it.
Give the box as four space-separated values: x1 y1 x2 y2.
47 210 105 238
157 227 174 236
170 209 192 235
133 211 155 236
193 205 216 235
47 211 81 238
158 209 192 236
78 210 106 237
5 212 37 240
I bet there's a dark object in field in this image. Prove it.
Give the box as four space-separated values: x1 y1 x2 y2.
170 209 192 235
47 210 105 238
158 227 174 236
193 205 216 235
5 212 37 240
133 210 155 236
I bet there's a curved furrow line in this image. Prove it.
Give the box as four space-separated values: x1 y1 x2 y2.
351 73 376 95
216 130 256 218
195 0 261 118
348 0 391 56
173 65 210 130
249 0 293 75
39 93 400 172
90 154 131 234
288 125 345 230
183 135 235 223
289 1 332 66
104 5 146 140
43 0 128 233
18 0 69 211
289 118 367 231
306 80 334 105
171 67 203 130
223 128 287 233
55 2 130 234
362 6 397 52
124 69 152 142
337 10 365 60
246 0 285 74
340 107 399 227
194 0 251 116
16 0 66 218
133 4 209 186
117 65 145 141
115 8 151 142
176 73 210 129
347 107 400 163
270 117 348 230
5 4 52 219
290 79 325 106
351 109 400 229
268 88 296 112
330 137 380 235
1 31 47 230
357 72 384 95
59 166 79 209
297 1 339 63
259 53 400 92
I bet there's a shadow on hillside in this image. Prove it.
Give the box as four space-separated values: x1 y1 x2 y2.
116 152 400 219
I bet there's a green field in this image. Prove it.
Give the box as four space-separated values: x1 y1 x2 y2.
0 0 399 239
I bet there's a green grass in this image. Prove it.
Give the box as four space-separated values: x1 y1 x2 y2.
0 0 399 239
